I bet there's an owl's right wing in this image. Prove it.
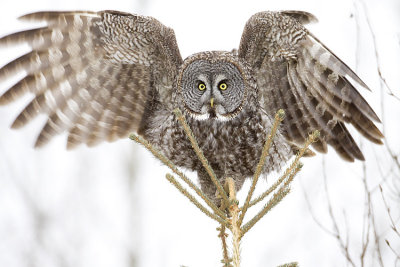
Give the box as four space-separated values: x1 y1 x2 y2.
239 11 383 161
0 11 183 148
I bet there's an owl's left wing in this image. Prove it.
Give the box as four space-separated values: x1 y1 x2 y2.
0 11 182 148
239 11 383 161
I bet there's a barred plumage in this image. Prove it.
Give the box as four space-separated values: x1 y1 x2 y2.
0 10 182 148
240 11 382 162
0 10 383 200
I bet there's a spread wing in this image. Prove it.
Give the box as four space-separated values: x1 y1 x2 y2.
239 11 383 161
0 10 182 148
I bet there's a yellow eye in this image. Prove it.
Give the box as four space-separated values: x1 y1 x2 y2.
219 82 228 91
198 82 206 91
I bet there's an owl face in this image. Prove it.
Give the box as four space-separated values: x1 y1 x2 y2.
179 57 246 121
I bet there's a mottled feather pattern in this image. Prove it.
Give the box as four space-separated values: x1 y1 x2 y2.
0 10 383 200
140 104 292 200
176 51 259 116
0 10 182 148
239 11 383 162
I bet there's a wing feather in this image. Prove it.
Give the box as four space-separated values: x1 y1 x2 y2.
280 11 318 25
303 37 380 122
307 33 370 91
239 11 383 161
288 61 362 160
0 10 182 148
257 59 309 145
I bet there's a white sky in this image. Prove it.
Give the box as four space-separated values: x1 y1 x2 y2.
0 0 399 267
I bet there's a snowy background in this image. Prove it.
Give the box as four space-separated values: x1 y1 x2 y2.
0 0 399 266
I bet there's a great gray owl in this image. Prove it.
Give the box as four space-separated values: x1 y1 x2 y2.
0 10 383 200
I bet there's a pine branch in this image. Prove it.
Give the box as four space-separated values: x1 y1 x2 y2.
217 225 232 267
173 108 229 203
247 130 318 208
129 133 226 219
166 173 229 227
128 109 313 266
240 130 318 236
248 161 298 208
239 109 285 225
226 177 241 267
277 262 299 267
241 186 291 237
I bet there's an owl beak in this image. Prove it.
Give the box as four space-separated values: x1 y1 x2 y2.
210 98 214 108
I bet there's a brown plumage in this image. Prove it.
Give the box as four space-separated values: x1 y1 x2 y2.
240 11 383 162
0 10 383 199
0 11 182 148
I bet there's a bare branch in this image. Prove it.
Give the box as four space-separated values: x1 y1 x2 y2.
360 161 371 267
385 240 400 260
380 186 400 239
322 158 357 267
359 0 400 101
300 179 337 236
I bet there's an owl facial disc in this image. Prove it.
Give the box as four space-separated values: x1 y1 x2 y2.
180 58 246 121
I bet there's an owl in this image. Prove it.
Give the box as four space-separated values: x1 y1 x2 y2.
0 10 383 201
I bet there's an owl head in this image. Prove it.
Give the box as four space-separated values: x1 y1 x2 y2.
177 51 257 121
